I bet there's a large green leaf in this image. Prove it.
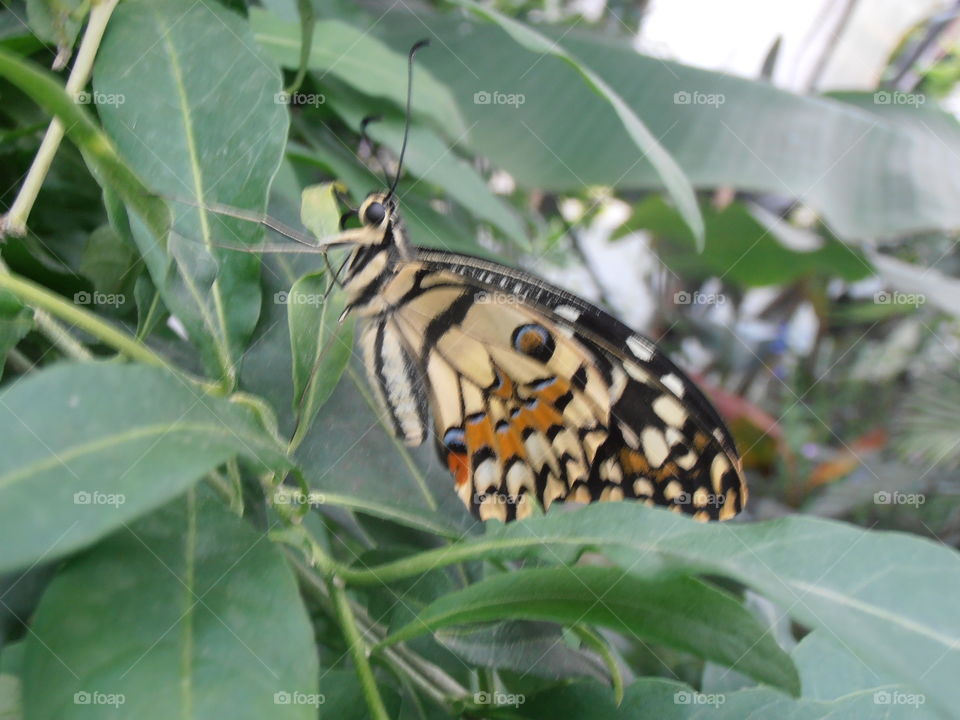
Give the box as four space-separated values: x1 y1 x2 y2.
249 7 465 135
20 487 318 719
327 93 531 249
367 11 960 242
0 363 287 574
448 0 704 248
345 503 960 717
435 620 608 682
251 10 530 249
794 631 935 716
623 196 871 286
286 270 353 446
520 675 932 719
93 0 288 385
383 566 799 695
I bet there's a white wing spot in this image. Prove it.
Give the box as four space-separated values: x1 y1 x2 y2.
641 426 669 467
653 395 688 428
554 304 581 322
627 335 655 362
660 373 685 397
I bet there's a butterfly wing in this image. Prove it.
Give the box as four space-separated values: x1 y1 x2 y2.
358 249 746 523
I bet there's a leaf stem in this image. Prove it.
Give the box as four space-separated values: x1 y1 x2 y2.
572 625 625 704
337 542 494 586
1 0 120 236
0 268 169 368
330 578 391 720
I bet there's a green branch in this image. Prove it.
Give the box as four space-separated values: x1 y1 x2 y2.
0 270 170 368
330 578 391 720
0 47 169 241
2 0 120 236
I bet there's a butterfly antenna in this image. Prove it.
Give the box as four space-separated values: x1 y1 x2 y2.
164 194 321 248
385 39 429 201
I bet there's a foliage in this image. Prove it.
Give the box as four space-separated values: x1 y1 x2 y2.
0 0 958 718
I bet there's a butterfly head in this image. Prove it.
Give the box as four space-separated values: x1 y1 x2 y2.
358 192 395 231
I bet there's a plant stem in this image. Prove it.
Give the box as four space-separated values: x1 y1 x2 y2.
572 625 625 704
289 551 468 709
2 0 120 236
5 348 33 373
0 258 93 361
330 578 391 720
0 268 169 368
337 542 493 586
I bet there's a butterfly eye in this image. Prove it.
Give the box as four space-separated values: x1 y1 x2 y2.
363 202 387 226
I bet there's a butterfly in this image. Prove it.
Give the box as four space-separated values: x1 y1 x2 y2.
310 188 747 524
185 41 746 524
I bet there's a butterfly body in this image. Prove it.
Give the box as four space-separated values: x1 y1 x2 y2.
330 193 747 523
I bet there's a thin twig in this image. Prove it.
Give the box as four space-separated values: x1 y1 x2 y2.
2 0 120 237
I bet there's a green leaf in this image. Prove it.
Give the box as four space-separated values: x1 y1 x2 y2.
346 503 960 717
299 182 342 240
93 0 288 385
21 487 318 720
78 224 137 296
0 49 170 240
25 0 85 52
383 566 799 695
0 292 31 381
522 676 933 719
435 620 609 682
867 250 960 318
372 13 960 243
0 674 21 720
327 91 530 249
449 0 703 249
287 271 354 447
0 362 288 574
794 631 934 715
133 272 165 340
624 196 871 286
250 7 465 135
